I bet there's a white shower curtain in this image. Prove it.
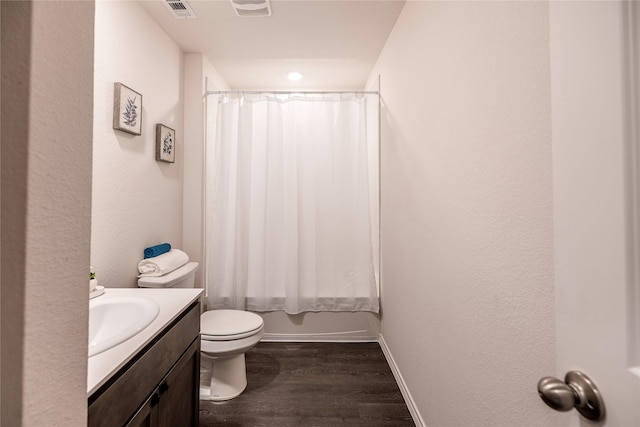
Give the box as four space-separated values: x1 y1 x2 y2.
205 92 379 314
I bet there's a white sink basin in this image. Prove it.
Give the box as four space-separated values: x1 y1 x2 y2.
89 296 159 357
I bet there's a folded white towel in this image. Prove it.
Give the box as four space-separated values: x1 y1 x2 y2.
137 249 189 277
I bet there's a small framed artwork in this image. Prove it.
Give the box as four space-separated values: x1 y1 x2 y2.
156 124 175 163
113 82 142 135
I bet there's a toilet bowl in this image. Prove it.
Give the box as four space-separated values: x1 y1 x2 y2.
137 262 264 401
199 309 264 401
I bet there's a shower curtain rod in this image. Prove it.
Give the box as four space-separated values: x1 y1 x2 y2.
206 90 379 96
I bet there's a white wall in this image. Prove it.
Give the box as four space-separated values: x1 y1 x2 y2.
92 0 184 288
368 2 556 425
1 1 94 425
183 53 230 290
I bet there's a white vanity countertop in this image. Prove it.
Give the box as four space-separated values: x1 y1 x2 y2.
87 288 203 396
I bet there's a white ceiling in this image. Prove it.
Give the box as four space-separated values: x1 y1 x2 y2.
138 0 405 90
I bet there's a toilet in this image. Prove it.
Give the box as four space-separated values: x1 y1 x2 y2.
137 262 265 401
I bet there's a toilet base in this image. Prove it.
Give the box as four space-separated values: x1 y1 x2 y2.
199 352 247 401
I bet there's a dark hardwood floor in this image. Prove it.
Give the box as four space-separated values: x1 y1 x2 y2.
199 342 415 427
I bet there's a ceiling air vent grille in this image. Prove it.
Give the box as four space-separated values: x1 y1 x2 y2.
230 0 272 17
163 0 197 19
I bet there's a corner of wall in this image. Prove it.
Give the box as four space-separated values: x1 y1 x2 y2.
1 1 95 424
182 53 206 287
182 54 230 290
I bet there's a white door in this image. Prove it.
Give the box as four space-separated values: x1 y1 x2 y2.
550 1 640 425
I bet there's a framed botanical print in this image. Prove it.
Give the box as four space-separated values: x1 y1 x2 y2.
156 124 175 163
113 82 142 135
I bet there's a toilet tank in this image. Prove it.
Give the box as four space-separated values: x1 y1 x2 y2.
137 262 199 288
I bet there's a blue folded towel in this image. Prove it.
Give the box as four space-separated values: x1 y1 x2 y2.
144 243 172 259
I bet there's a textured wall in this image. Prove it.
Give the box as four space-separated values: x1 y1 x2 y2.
183 54 230 290
1 1 94 425
92 1 184 288
368 2 556 425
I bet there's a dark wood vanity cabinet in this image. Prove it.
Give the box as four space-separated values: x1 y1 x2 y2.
89 301 201 427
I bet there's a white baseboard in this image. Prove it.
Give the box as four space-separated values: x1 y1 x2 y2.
261 331 378 342
378 334 426 427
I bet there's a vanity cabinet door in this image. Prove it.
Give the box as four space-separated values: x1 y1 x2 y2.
157 338 200 427
123 337 199 427
125 391 159 427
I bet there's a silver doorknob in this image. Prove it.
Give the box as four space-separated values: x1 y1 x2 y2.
537 371 605 421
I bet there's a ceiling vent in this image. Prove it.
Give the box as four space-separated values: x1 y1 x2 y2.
163 0 197 19
230 0 272 17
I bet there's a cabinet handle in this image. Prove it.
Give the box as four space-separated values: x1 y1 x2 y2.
150 392 160 407
159 381 169 394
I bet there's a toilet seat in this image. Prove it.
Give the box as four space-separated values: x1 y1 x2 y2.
200 310 264 341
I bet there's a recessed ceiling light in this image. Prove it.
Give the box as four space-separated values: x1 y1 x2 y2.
287 71 303 81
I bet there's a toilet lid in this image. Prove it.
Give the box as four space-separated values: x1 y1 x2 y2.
200 310 264 341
